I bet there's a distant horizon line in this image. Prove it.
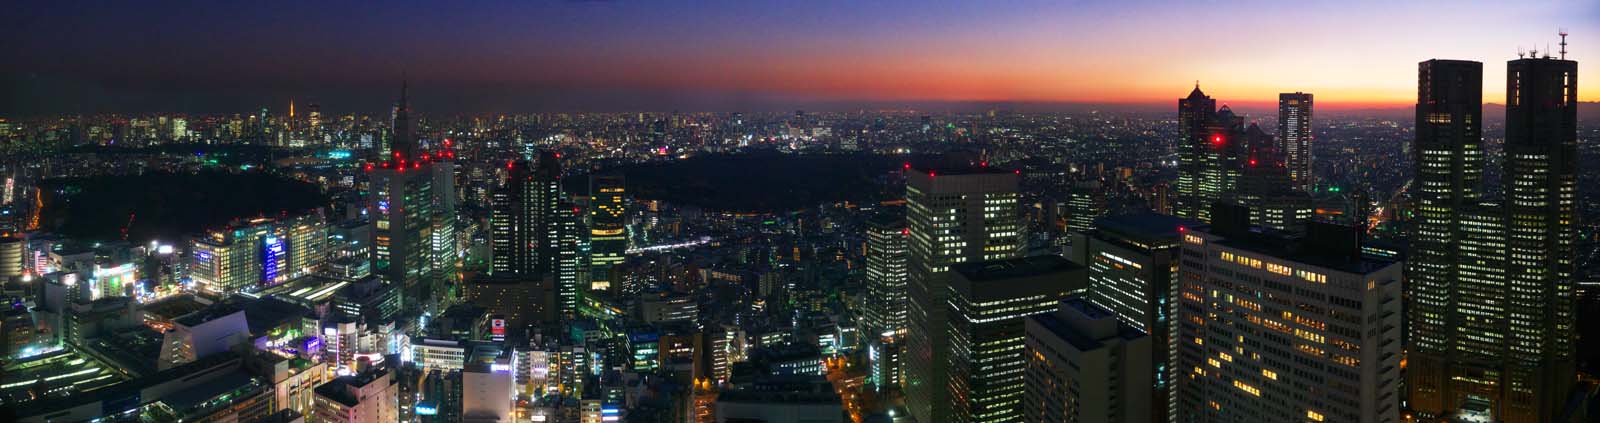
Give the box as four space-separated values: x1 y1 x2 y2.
10 99 1584 118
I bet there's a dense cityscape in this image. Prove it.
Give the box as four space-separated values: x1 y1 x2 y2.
2 3 1599 423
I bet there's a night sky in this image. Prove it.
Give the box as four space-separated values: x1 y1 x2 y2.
3 0 1596 115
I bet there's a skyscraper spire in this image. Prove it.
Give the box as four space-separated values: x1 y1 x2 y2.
391 79 416 160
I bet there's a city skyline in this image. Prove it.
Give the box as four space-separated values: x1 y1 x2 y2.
1 3 1596 423
3 1 1597 115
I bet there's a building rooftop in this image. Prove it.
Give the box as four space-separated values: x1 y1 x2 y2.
314 370 388 408
1093 212 1206 242
1210 227 1397 274
1029 298 1146 354
953 255 1083 283
156 370 260 411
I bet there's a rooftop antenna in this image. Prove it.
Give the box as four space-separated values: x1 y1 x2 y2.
1518 46 1526 59
1559 28 1569 59
1530 46 1538 59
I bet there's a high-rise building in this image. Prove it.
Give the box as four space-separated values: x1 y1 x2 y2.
903 165 1022 423
554 200 581 320
1408 54 1580 423
862 210 908 336
532 151 564 279
1497 54 1578 421
365 83 459 311
1278 92 1314 190
368 83 446 308
1064 180 1106 234
1024 297 1152 423
1174 85 1244 222
588 174 627 289
1237 122 1314 233
1176 215 1402 423
491 160 536 276
430 152 458 297
1069 213 1199 422
946 255 1084 423
862 210 908 394
1405 60 1486 421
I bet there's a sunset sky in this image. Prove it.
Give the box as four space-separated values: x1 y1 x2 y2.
3 0 1596 114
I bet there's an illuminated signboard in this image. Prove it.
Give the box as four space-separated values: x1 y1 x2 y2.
262 236 286 284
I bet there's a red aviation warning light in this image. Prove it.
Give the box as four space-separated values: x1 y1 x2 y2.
1212 134 1224 145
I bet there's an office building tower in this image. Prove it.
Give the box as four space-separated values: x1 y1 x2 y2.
1069 213 1199 422
430 152 458 294
1174 85 1244 222
946 255 1085 423
1237 123 1314 233
1064 181 1106 234
1024 297 1152 423
1410 54 1580 423
1278 92 1314 190
491 159 535 276
1498 54 1578 421
862 210 908 336
588 174 627 289
1176 215 1402 423
532 151 564 278
368 83 441 307
554 200 581 319
903 165 1023 423
1406 61 1486 421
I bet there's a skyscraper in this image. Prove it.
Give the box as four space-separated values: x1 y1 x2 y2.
1409 54 1579 423
430 150 458 297
588 174 627 290
491 160 536 276
1174 85 1244 222
1024 297 1152 423
945 255 1084 423
1498 54 1577 422
532 151 564 283
553 200 581 320
1177 217 1403 423
903 165 1022 423
1238 122 1313 233
367 82 448 310
862 210 908 336
1069 212 1199 422
1174 85 1215 221
1405 62 1485 419
1064 180 1106 234
1278 92 1314 191
863 210 909 393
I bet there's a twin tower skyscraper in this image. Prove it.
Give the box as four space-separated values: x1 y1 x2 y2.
1407 54 1579 422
